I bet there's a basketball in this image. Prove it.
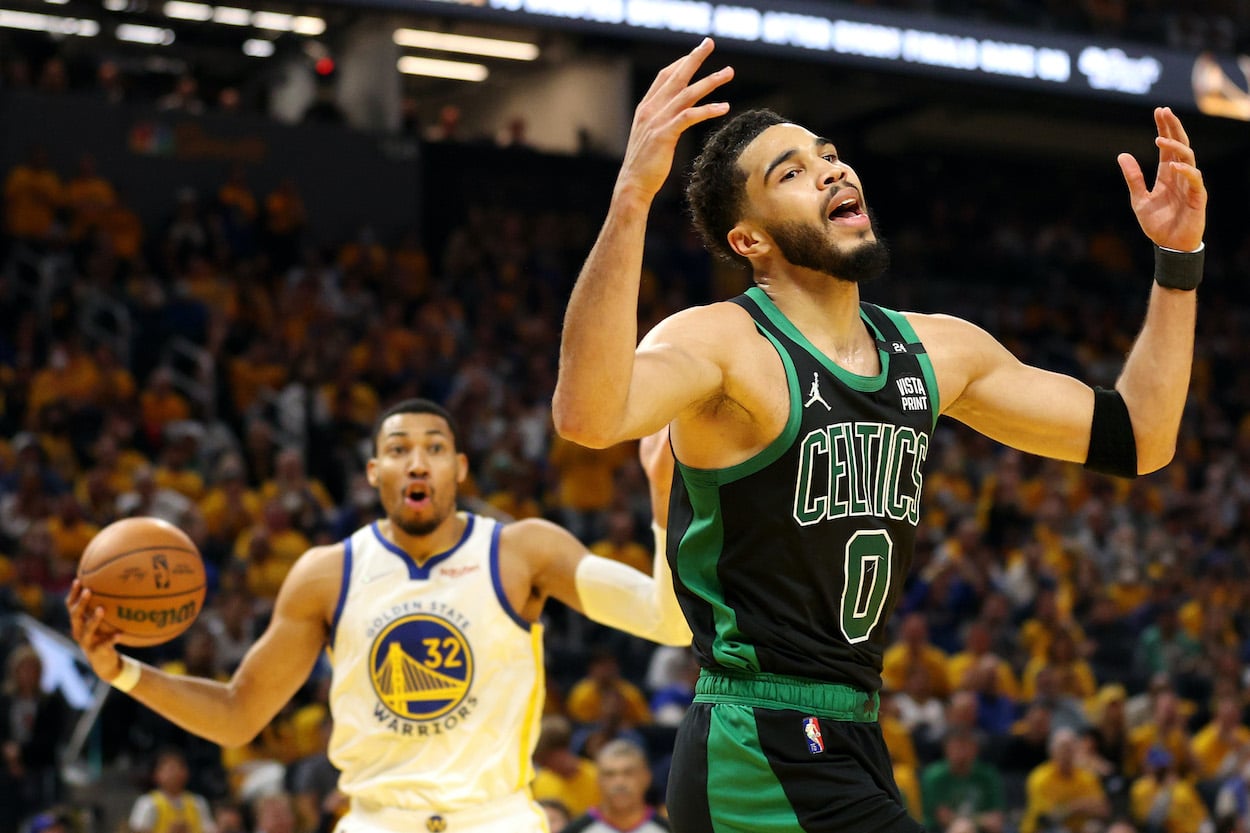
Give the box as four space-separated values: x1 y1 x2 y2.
78 517 207 647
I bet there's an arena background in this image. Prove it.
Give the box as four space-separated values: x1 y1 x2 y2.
3 1 1250 832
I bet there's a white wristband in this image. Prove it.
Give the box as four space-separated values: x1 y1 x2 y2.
109 655 142 693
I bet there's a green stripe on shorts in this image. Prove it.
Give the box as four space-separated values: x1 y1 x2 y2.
707 702 802 832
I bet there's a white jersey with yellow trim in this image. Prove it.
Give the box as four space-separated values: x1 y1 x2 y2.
327 512 545 816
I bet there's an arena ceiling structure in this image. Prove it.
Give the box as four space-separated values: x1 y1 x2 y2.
5 0 1250 168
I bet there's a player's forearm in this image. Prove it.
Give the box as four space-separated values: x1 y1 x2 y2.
1116 281 1197 473
114 658 262 748
554 187 652 448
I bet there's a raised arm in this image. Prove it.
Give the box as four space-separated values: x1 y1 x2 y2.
67 544 340 747
553 39 733 448
925 107 1204 476
1112 106 1205 472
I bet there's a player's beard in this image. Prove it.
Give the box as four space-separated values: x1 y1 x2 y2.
766 213 890 284
391 494 449 537
394 515 442 537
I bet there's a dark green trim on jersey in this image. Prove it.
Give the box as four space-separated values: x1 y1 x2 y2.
675 476 759 670
694 669 880 722
745 286 889 393
677 324 803 488
706 703 802 831
674 325 803 670
874 306 941 431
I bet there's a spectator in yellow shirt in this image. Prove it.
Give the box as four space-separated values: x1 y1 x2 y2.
486 461 545 521
1128 689 1193 778
565 649 652 727
228 340 288 415
260 449 334 534
217 164 258 225
1022 628 1098 701
4 147 61 241
1130 746 1209 833
1020 587 1085 663
547 434 632 543
233 500 311 601
589 509 651 576
947 619 1020 699
154 423 206 502
64 153 116 241
531 715 600 818
45 493 99 566
881 612 950 698
1191 694 1250 782
26 341 103 425
199 457 262 550
140 368 192 446
1021 728 1110 833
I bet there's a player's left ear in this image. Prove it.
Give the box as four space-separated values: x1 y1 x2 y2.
728 222 769 260
455 453 469 484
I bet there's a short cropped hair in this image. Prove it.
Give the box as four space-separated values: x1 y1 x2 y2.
686 108 787 267
372 398 461 455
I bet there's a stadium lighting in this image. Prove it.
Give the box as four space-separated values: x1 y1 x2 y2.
242 38 273 56
211 5 250 25
0 8 97 34
292 16 324 35
393 28 539 61
251 10 292 30
163 1 211 19
116 22 174 43
397 55 489 81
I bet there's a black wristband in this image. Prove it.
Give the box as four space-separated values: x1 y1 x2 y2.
1154 243 1204 291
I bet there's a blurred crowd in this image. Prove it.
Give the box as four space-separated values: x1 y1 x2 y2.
4 54 1250 833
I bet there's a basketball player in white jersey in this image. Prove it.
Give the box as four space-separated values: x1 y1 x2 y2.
67 398 691 833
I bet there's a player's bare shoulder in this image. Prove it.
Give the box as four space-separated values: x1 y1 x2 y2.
904 311 1011 362
497 517 583 566
279 542 347 623
495 517 587 621
902 311 1017 411
641 300 764 360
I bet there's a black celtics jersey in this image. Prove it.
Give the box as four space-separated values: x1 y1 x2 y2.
667 286 938 693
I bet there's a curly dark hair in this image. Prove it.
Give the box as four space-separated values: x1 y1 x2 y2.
686 108 788 267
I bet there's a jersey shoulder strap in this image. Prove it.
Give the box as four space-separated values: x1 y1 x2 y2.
861 302 941 427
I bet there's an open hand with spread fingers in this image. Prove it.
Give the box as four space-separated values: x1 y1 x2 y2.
615 37 734 204
1117 106 1207 253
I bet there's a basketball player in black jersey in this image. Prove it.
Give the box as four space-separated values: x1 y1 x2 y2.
554 38 1206 833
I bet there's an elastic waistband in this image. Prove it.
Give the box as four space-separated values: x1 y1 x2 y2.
694 668 879 722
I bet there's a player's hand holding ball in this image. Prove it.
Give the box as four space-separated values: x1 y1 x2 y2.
68 517 207 683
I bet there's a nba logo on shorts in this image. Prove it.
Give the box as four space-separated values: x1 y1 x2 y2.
802 717 824 754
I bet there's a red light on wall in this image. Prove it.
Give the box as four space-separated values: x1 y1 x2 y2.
314 56 335 75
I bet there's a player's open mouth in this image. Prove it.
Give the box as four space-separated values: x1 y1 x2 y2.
404 484 431 509
827 191 868 226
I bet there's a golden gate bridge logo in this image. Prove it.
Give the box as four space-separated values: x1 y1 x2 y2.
369 614 474 721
